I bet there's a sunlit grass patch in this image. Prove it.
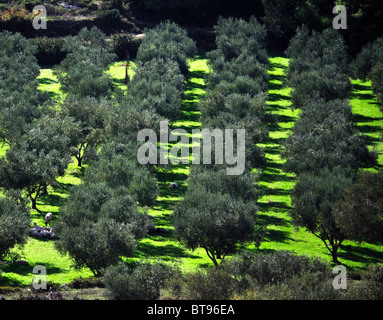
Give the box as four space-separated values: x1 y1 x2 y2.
107 60 137 91
37 68 61 99
350 78 383 168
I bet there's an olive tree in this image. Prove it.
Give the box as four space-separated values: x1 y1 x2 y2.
290 166 355 263
0 114 80 211
174 168 262 267
136 21 197 75
126 59 185 122
55 182 148 277
83 140 159 207
56 27 117 99
334 171 383 244
282 99 375 175
286 27 351 107
0 31 46 145
0 195 31 261
59 95 114 167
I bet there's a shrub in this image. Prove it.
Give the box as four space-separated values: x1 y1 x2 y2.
290 167 355 263
33 36 68 66
286 27 351 107
289 65 352 107
104 260 178 300
106 97 164 142
94 9 123 27
68 276 105 289
188 166 260 203
207 54 268 94
110 32 140 59
0 196 31 260
346 264 383 300
228 251 331 288
181 268 237 300
334 171 383 244
0 115 80 210
126 59 185 122
131 59 185 94
240 271 341 300
0 31 44 144
59 95 113 167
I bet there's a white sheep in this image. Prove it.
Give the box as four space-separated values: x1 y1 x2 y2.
169 182 178 189
45 212 53 227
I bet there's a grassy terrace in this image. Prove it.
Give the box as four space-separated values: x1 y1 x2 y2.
1 55 383 287
256 56 383 269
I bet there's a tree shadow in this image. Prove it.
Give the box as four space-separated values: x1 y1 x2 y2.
155 197 180 211
185 80 206 92
263 145 283 155
71 167 86 179
52 181 74 195
268 92 291 102
339 245 383 266
257 200 291 213
350 91 376 100
111 77 128 89
257 213 290 227
150 213 174 229
260 186 291 196
0 262 66 287
136 242 199 260
38 77 57 86
351 83 370 91
267 81 284 91
352 113 383 123
156 167 188 183
38 194 65 208
264 229 294 243
188 69 209 80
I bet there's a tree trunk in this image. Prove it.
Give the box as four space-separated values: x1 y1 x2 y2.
29 185 43 211
76 144 84 167
76 154 83 167
31 196 37 210
204 248 219 267
331 245 340 263
314 232 343 264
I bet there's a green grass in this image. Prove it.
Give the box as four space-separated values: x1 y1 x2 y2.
37 69 61 99
2 55 383 288
254 56 383 271
126 57 215 272
107 60 137 92
349 78 383 168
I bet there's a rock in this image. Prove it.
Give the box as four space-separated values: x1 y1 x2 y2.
148 222 156 233
155 228 169 234
15 260 29 266
146 214 155 220
30 223 57 240
33 222 42 230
